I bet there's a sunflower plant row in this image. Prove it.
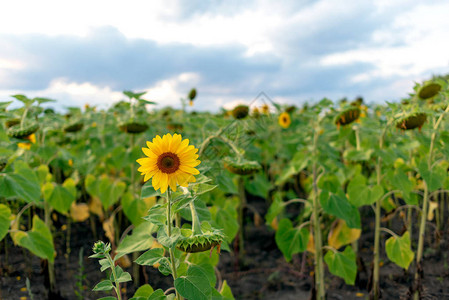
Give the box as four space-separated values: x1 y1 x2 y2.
0 79 448 300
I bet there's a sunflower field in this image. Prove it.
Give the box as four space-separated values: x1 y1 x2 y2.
1 79 449 300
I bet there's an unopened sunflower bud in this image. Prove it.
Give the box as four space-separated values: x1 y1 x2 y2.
223 157 261 175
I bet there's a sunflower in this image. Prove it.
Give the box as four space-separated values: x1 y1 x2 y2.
279 112 291 128
137 133 201 193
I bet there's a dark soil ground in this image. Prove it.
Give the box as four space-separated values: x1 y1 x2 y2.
1 195 449 300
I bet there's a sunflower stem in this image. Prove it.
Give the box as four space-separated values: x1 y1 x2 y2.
414 103 449 299
166 189 181 300
237 176 246 260
311 126 325 300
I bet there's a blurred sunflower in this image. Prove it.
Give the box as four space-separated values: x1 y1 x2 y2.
279 112 291 128
137 133 201 193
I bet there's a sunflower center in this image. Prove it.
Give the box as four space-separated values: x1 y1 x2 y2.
157 152 180 174
283 117 287 122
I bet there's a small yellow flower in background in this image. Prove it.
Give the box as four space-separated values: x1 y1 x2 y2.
20 287 27 292
68 159 73 167
356 292 364 297
26 134 36 144
92 122 97 128
137 133 201 194
16 276 21 281
84 103 90 110
189 100 193 106
279 112 291 129
18 143 31 150
261 104 269 114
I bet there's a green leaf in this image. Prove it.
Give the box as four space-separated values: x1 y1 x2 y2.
135 248 166 266
265 193 284 224
148 289 167 300
174 265 212 300
115 266 132 283
116 222 156 258
98 297 117 300
42 182 76 214
275 150 309 185
0 170 41 203
122 191 156 226
385 231 414 270
324 246 357 285
85 175 126 209
0 204 11 241
143 204 167 226
133 284 154 298
157 226 181 249
210 204 238 244
220 280 235 300
92 280 114 291
12 215 55 262
141 181 162 198
388 170 416 205
347 176 383 207
320 191 360 229
245 173 270 199
417 161 445 192
275 218 309 261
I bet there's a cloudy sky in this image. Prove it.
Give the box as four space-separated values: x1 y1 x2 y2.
1 0 448 111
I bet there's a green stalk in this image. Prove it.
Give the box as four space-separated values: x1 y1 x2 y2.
237 176 246 260
129 133 140 286
414 104 449 299
166 189 181 300
106 253 122 300
44 201 56 294
372 125 387 300
311 127 325 299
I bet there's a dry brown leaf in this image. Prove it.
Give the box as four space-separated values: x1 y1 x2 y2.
117 254 132 268
427 201 439 221
103 216 115 244
307 233 315 254
70 202 90 222
88 197 104 220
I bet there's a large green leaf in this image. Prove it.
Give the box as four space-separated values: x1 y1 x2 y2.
324 246 357 285
116 222 156 258
122 191 156 225
0 204 11 241
388 170 416 205
12 215 55 262
42 179 76 214
320 191 360 229
85 174 126 209
174 265 212 300
347 175 383 207
132 284 154 298
417 161 445 192
275 218 309 261
0 168 41 204
385 231 414 270
135 248 166 266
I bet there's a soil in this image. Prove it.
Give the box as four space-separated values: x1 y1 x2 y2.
1 195 449 300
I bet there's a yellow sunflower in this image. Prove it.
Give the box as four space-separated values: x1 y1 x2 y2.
279 112 291 129
137 133 201 194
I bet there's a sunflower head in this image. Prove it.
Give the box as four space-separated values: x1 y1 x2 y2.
223 156 261 175
418 82 441 100
334 107 361 127
396 112 427 131
279 112 291 129
188 88 197 101
64 121 84 133
5 118 20 128
252 107 260 118
261 104 270 114
137 133 201 194
167 123 184 131
119 121 149 134
7 122 39 139
286 105 296 113
176 226 225 253
232 105 249 119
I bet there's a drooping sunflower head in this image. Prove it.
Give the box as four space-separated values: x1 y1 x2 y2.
137 133 201 194
418 82 441 100
279 112 291 129
396 112 427 131
223 156 261 175
7 122 39 139
261 104 270 114
232 105 249 119
119 120 149 134
334 107 361 127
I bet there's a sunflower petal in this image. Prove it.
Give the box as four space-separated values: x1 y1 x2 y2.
179 165 200 175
